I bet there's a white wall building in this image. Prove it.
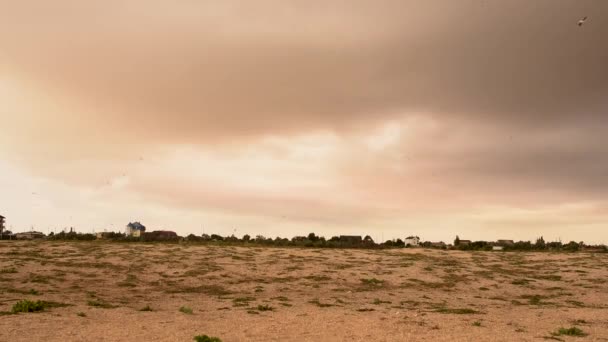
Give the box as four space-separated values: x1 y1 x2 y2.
404 236 420 247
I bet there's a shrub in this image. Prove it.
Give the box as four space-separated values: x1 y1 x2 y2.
180 306 193 314
139 305 153 311
12 300 45 313
553 327 586 337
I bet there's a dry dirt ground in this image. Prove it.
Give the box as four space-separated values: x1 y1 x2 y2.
1 241 607 341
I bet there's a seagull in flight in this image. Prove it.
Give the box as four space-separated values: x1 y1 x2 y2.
578 16 588 27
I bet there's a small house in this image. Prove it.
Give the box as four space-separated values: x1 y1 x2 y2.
404 236 420 247
15 231 45 240
492 246 504 251
125 222 146 237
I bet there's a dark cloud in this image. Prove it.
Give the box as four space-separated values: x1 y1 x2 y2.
1 0 607 230
1 1 606 145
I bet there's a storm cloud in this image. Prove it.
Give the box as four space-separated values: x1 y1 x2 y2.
1 0 607 241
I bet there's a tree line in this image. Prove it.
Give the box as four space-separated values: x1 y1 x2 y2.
40 231 607 252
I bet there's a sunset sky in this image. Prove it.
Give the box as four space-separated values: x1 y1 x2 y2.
1 1 607 243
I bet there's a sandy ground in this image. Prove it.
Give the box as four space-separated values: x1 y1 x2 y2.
0 241 607 341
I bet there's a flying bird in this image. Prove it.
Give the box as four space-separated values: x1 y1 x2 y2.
578 16 587 26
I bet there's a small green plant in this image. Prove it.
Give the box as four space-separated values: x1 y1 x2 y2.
77 312 86 317
12 300 45 313
139 305 153 311
28 289 40 295
179 306 193 314
553 327 586 337
472 321 482 327
193 335 222 342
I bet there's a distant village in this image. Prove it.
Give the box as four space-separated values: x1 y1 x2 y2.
0 214 606 252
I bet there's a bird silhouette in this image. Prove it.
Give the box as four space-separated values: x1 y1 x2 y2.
578 16 588 26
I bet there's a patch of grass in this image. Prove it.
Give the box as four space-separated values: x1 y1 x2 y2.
521 294 553 306
139 305 153 311
552 327 587 337
360 278 384 285
309 299 333 308
87 300 118 309
565 300 585 307
11 299 69 314
194 335 222 342
180 306 193 314
0 267 17 274
304 275 332 282
511 279 531 286
357 308 375 312
535 275 562 281
232 297 256 307
168 284 232 296
257 304 274 311
77 312 86 317
472 321 482 327
435 307 480 315
372 298 391 305
478 287 489 291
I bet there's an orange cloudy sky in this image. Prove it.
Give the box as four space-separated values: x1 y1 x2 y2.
1 1 607 242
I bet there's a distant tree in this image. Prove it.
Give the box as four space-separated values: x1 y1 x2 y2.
242 234 251 242
395 239 405 247
255 235 266 242
363 235 374 243
535 236 546 249
564 241 580 252
454 235 460 246
308 232 319 242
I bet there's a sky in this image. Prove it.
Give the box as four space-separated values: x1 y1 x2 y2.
1 1 607 243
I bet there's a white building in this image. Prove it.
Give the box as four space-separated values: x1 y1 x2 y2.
404 236 420 247
492 246 504 251
125 222 146 237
